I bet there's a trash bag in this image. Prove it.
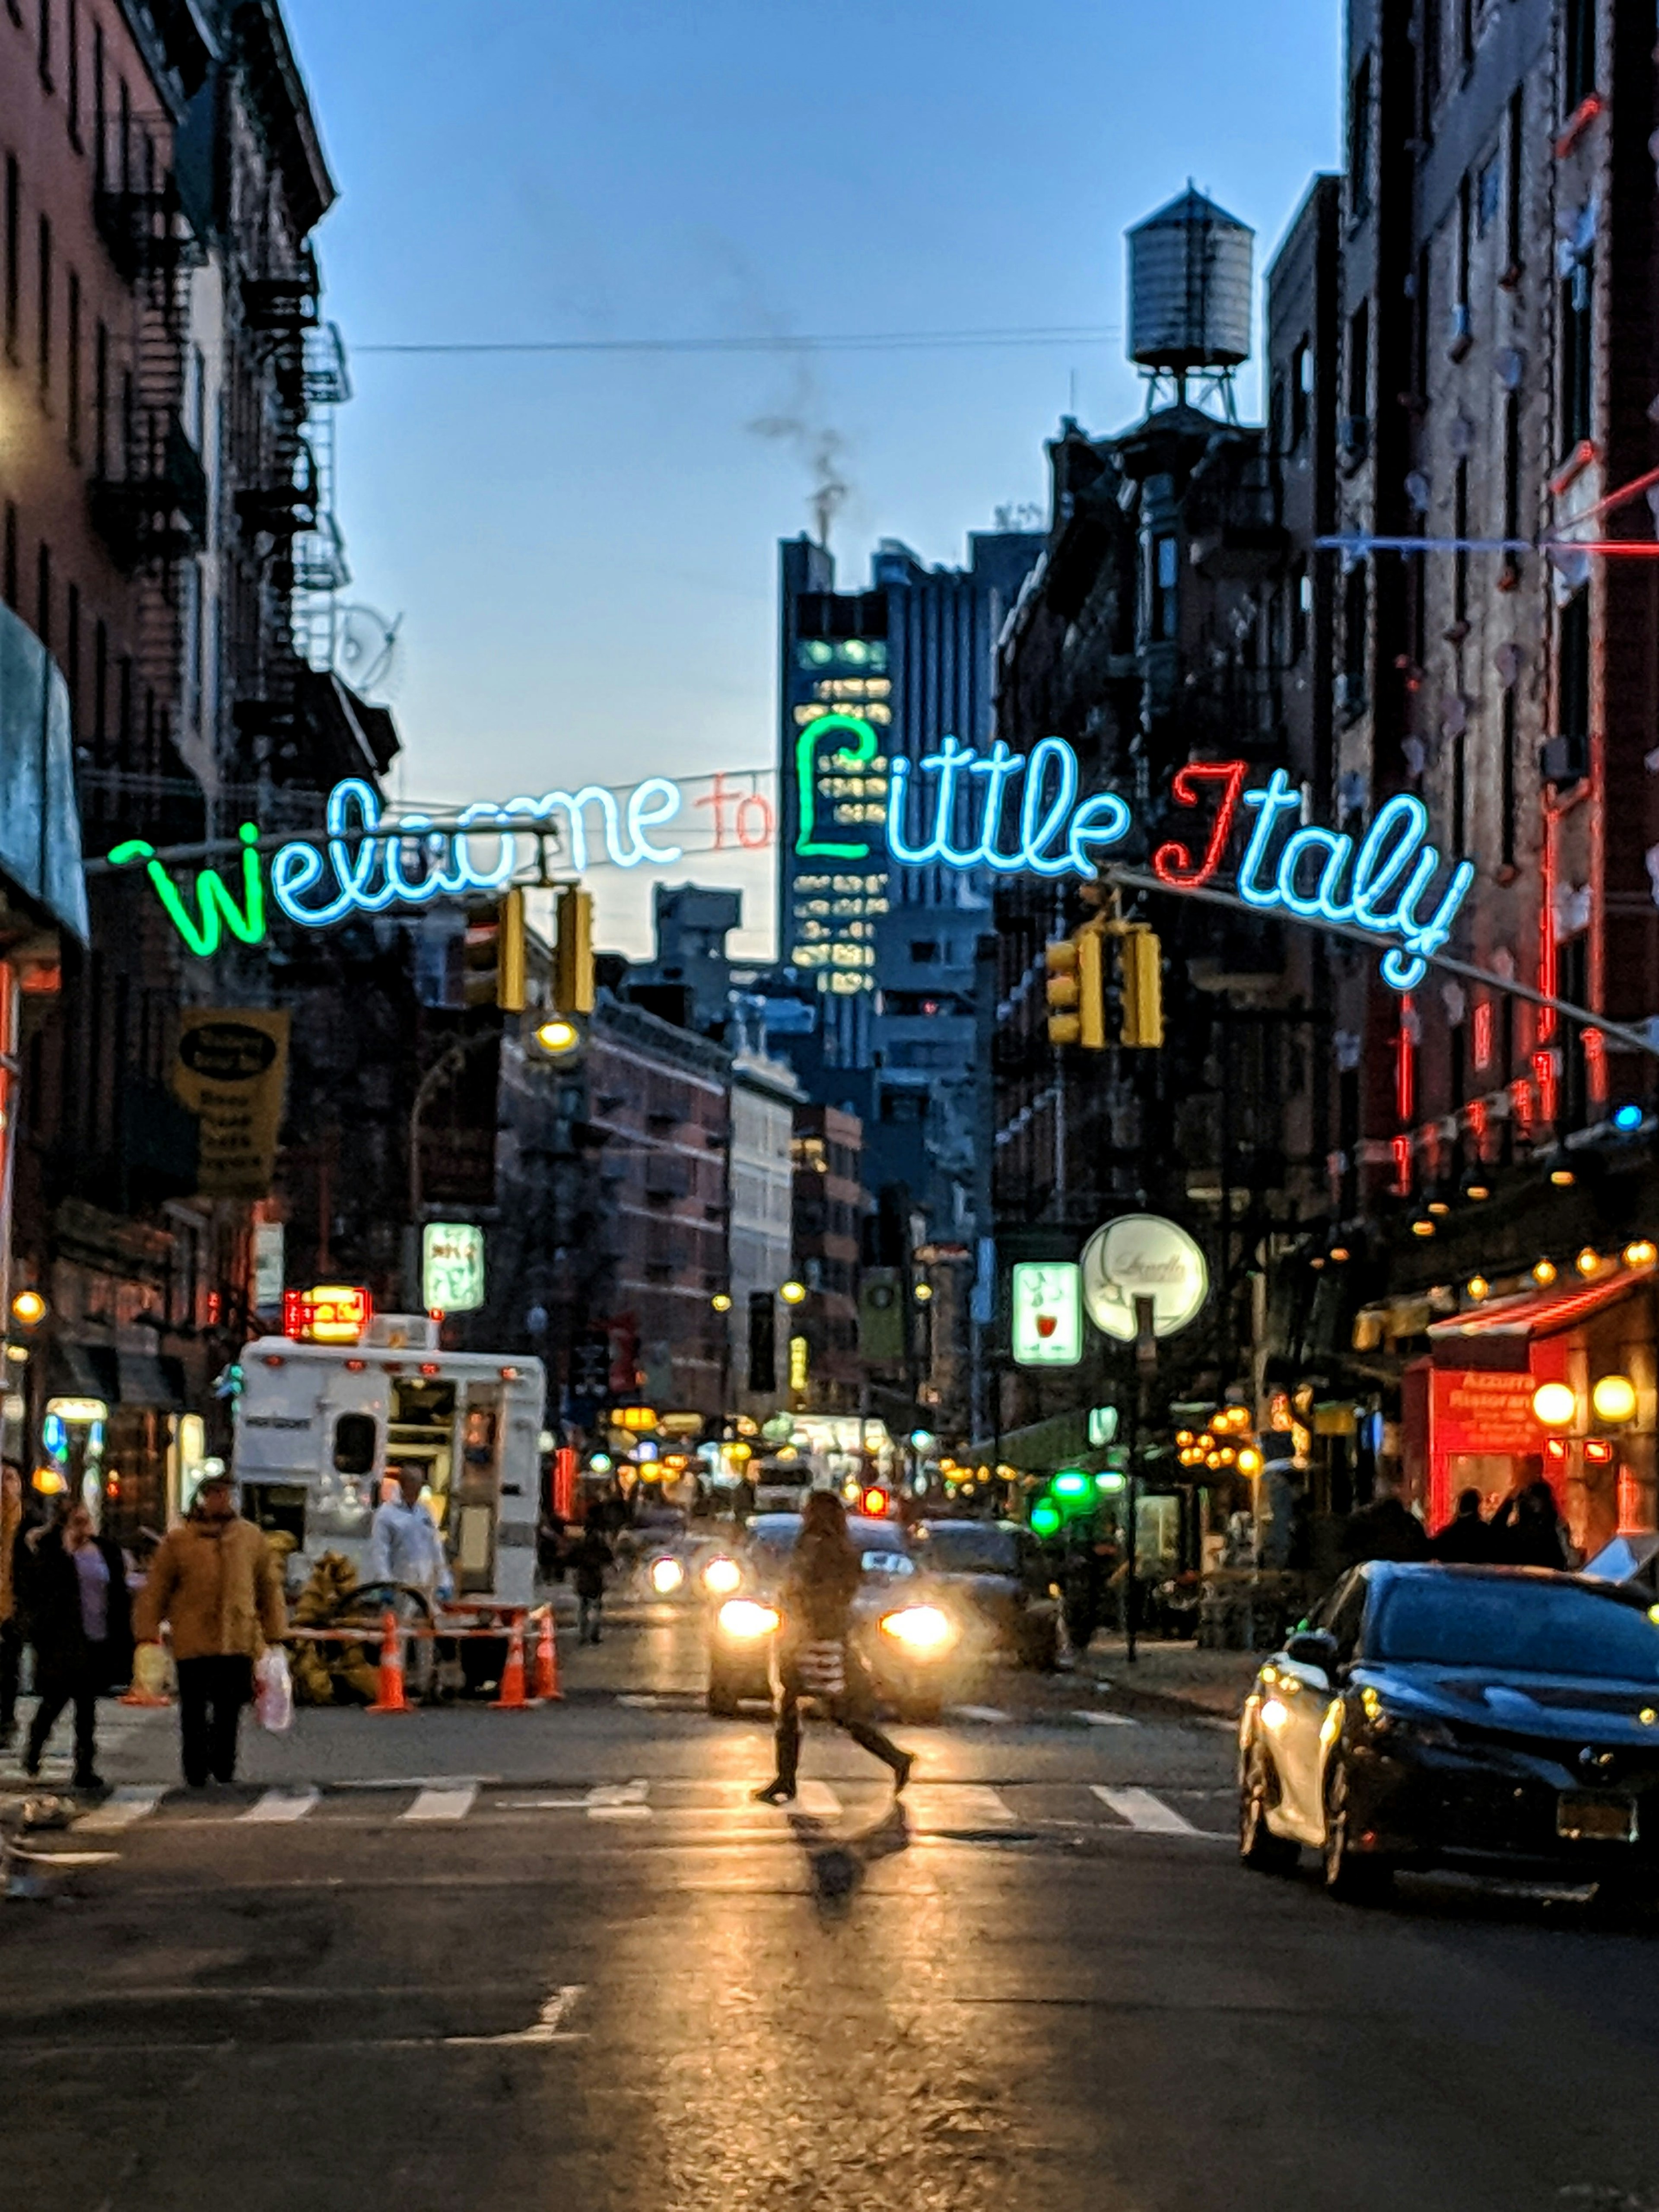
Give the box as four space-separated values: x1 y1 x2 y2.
130 1641 172 1701
254 1646 294 1733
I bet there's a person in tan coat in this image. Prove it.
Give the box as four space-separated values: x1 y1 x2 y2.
133 1471 287 1786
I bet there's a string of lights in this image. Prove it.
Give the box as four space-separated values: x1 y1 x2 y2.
354 324 1122 358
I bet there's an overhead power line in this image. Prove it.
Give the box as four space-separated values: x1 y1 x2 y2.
354 324 1122 359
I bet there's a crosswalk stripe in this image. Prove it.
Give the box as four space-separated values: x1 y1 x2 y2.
1073 1709 1140 1728
75 1785 165 1832
948 1705 1011 1725
402 1785 478 1822
908 1783 1014 1828
241 1787 320 1824
1091 1786 1199 1835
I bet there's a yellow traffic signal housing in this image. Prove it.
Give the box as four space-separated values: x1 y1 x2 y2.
1120 925 1164 1049
498 887 528 1013
1045 938 1081 1047
555 886 595 1014
1044 925 1106 1050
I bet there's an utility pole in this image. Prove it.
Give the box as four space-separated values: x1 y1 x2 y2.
1128 1292 1158 1668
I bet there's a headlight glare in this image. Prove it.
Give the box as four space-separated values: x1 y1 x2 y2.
702 1555 742 1597
879 1604 956 1654
718 1599 780 1641
650 1556 686 1595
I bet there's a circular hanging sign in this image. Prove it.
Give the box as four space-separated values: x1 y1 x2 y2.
1080 1214 1210 1342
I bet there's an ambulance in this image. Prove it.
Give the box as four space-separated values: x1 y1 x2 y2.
231 1290 546 1610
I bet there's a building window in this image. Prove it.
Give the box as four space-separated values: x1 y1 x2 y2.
1476 151 1500 238
1292 561 1311 663
1341 560 1368 712
1422 0 1442 118
93 617 107 747
4 155 19 364
1290 337 1312 445
1453 458 1469 628
1150 533 1179 642
36 213 51 398
1458 0 1474 71
92 20 105 183
1348 54 1372 217
1557 590 1590 772
66 267 80 456
1505 88 1524 275
2 502 16 608
1564 0 1596 114
1561 252 1594 449
1347 301 1369 425
1500 687 1518 868
94 317 108 473
67 0 80 145
64 581 79 721
37 0 51 86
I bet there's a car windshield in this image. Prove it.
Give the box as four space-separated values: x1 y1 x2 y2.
918 1526 1020 1576
1373 1580 1659 1682
745 1519 906 1572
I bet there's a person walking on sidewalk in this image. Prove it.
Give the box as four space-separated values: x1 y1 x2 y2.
569 1518 614 1645
133 1472 287 1788
755 1489 913 1806
1 1461 27 1749
16 1498 133 1792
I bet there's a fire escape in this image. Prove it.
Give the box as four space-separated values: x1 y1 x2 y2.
227 248 324 801
87 111 208 845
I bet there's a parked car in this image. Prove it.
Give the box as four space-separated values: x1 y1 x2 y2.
706 1513 957 1721
907 1519 1061 1669
1237 1561 1659 1905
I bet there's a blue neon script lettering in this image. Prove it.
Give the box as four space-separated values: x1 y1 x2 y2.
268 775 688 929
885 743 1473 991
887 732 1122 880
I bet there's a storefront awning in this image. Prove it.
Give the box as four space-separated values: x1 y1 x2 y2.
962 1408 1106 1475
44 1340 119 1406
1427 1271 1647 1367
116 1352 188 1410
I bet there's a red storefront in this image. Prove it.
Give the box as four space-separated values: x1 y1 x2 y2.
1407 1268 1658 1557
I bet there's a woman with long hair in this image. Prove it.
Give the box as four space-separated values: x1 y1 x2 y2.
754 1488 913 1805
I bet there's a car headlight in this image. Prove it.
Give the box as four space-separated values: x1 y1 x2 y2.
650 1556 686 1595
702 1555 742 1597
879 1605 956 1654
718 1599 780 1641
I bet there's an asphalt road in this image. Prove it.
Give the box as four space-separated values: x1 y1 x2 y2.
4 1602 1659 2212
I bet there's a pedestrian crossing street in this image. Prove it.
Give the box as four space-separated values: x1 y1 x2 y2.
28 1774 1234 1844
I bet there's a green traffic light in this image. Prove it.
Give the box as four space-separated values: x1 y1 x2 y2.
1052 1470 1091 1499
1030 1500 1062 1538
1095 1471 1125 1494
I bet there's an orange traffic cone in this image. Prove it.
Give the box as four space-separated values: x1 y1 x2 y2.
369 1608 412 1715
533 1611 562 1702
491 1616 534 1710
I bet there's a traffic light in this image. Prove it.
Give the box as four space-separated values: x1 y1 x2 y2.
554 886 595 1014
1044 923 1106 1049
462 891 527 1012
1119 924 1163 1049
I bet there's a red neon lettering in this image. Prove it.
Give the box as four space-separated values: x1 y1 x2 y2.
1510 1077 1535 1132
1465 1098 1488 1140
1533 1047 1559 1125
736 791 775 850
1391 1134 1412 1198
1582 1025 1607 1103
1472 999 1493 1070
1395 1000 1416 1126
1151 760 1248 888
693 773 738 851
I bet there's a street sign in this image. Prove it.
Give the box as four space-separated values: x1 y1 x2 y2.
1088 1406 1120 1447
421 1221 486 1313
1011 1262 1084 1367
1080 1215 1208 1342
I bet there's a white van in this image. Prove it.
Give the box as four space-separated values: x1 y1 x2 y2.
232 1312 545 1609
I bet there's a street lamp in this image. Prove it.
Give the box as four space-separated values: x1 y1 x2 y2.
531 1015 582 1057
10 1290 46 1327
1592 1373 1638 1426
1532 1382 1577 1429
779 1280 807 1307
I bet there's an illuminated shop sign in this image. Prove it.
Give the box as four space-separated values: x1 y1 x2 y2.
886 741 1473 993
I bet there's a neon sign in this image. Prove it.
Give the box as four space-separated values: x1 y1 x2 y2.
884 743 1474 992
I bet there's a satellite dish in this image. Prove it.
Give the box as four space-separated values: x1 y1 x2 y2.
332 605 404 702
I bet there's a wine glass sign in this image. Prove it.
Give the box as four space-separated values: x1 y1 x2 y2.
1011 1262 1084 1368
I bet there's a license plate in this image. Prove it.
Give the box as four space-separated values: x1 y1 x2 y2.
1557 1793 1638 1843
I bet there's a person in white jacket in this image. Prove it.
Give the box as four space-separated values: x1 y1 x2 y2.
366 1465 451 1696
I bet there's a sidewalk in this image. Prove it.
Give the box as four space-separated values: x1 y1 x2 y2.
1075 1637 1260 1720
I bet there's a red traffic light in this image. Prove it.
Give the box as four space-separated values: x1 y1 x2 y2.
861 1486 890 1517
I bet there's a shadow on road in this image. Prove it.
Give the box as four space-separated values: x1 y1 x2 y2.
788 1801 912 1919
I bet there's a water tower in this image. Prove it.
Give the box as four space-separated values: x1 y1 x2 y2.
1127 184 1254 420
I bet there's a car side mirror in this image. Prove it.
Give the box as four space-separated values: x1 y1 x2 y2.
1284 1630 1339 1682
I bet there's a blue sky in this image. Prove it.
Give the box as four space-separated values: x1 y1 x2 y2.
283 0 1341 954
